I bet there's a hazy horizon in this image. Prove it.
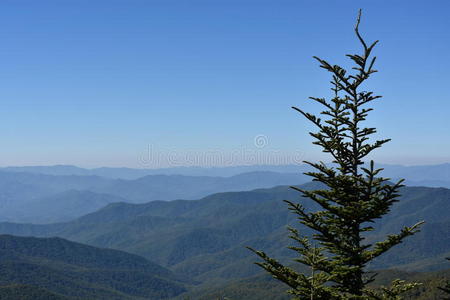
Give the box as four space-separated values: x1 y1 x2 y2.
1 160 450 170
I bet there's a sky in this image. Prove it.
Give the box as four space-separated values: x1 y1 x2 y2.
0 0 449 168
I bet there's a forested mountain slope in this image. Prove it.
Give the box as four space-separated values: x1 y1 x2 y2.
0 235 187 299
177 268 450 300
0 183 448 286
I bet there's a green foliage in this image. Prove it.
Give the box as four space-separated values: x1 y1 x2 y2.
0 284 68 300
0 235 186 299
439 258 450 299
365 280 422 300
248 10 423 299
178 269 450 300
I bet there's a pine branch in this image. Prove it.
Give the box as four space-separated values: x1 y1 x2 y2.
362 221 424 263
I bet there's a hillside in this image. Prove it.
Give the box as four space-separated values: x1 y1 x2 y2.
0 170 309 223
84 171 309 203
1 165 449 224
3 190 127 224
0 235 187 299
177 268 450 300
0 183 448 287
0 171 113 223
0 285 69 300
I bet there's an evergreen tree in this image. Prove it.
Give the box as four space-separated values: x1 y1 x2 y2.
248 10 423 300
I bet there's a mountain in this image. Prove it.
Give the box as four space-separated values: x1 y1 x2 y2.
90 171 309 203
3 190 127 224
0 171 113 222
1 164 448 224
0 183 320 285
2 164 305 179
2 165 93 177
0 171 116 223
0 235 187 299
0 171 112 213
0 170 111 193
0 170 309 223
0 183 448 287
381 163 450 184
3 163 450 187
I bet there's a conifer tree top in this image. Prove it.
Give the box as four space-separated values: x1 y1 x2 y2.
249 10 423 299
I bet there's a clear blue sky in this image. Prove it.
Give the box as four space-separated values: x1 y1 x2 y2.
0 0 449 168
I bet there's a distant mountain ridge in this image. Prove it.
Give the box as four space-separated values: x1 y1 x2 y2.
2 164 305 179
0 170 308 223
89 171 309 203
4 163 450 187
1 163 449 224
5 190 127 224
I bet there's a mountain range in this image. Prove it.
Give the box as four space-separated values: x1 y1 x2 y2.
0 183 448 290
3 163 450 187
0 163 449 298
0 170 307 223
1 162 450 225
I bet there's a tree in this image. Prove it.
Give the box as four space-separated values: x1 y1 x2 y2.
439 258 450 299
248 10 423 300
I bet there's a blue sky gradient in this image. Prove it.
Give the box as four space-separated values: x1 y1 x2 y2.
0 0 449 167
